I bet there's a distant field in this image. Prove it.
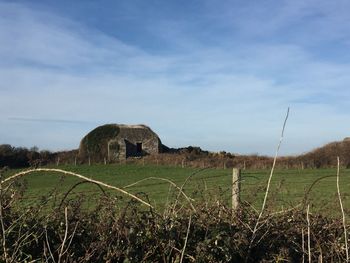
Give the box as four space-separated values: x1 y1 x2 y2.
4 164 350 215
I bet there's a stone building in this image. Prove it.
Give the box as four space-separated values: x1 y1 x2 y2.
79 124 162 161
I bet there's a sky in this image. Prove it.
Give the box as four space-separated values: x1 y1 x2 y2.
1 0 350 156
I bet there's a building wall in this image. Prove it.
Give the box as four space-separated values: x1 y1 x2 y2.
107 127 161 160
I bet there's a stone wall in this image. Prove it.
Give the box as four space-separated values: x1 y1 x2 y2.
100 124 162 161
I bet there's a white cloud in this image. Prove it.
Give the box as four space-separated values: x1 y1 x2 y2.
1 1 350 155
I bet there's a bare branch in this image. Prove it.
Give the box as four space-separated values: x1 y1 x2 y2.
1 168 152 208
123 176 196 212
246 107 290 261
45 226 56 263
58 207 69 263
307 204 311 263
180 214 192 263
0 171 9 263
336 156 349 262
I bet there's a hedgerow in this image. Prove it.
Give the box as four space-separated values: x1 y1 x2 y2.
0 183 348 262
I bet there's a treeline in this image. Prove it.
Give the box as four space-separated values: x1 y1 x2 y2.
298 140 350 168
142 141 350 170
0 144 77 168
0 145 47 168
2 139 350 169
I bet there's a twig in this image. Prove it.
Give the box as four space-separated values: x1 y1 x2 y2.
336 156 349 262
45 226 56 263
123 176 196 212
0 171 9 263
246 107 289 261
319 247 323 263
163 184 173 218
1 168 152 208
302 175 336 209
173 168 208 210
180 214 192 263
257 107 289 221
243 201 259 215
307 204 311 263
63 221 79 256
58 180 108 209
58 207 69 263
269 203 301 216
302 228 305 263
11 220 42 262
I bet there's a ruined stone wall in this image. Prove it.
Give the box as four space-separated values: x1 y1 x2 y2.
80 124 162 162
103 125 162 161
117 126 161 156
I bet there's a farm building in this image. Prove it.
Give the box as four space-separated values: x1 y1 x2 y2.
79 124 162 161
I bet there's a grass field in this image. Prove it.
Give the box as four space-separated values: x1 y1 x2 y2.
4 164 350 215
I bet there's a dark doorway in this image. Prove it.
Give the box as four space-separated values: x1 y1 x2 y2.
136 143 142 154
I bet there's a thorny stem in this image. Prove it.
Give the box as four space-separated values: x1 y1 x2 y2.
123 176 196 212
257 107 289 224
180 214 192 263
307 205 311 263
45 226 55 263
302 229 305 263
0 170 9 262
58 207 68 263
336 157 349 262
246 107 289 261
1 168 152 208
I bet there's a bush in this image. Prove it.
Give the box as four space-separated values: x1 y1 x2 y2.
0 177 349 262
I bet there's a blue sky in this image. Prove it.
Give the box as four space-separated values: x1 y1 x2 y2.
1 0 350 155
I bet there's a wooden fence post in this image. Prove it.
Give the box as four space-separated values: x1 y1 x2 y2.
232 168 241 211
107 142 110 162
182 159 185 168
56 157 60 166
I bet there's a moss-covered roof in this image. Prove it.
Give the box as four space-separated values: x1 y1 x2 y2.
80 124 120 154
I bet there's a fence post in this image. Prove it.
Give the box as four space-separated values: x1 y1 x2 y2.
88 156 91 166
232 168 241 212
74 156 77 166
56 157 60 166
182 159 185 168
107 141 110 162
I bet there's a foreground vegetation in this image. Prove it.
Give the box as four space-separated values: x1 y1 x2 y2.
1 164 350 262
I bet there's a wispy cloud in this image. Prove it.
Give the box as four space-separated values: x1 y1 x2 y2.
8 117 95 125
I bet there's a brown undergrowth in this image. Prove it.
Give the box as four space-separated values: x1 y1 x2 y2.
0 170 349 262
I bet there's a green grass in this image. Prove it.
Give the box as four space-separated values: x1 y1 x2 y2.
4 164 350 215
